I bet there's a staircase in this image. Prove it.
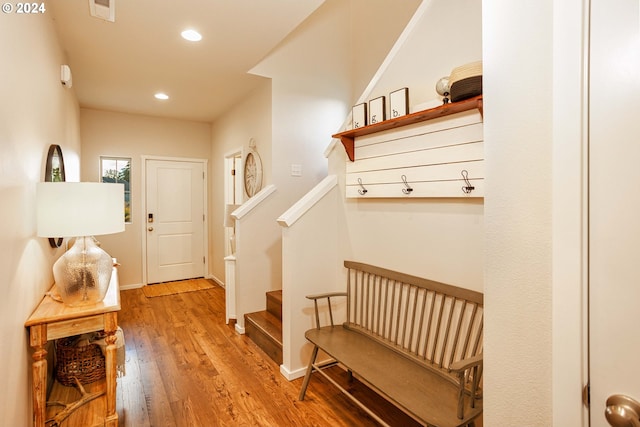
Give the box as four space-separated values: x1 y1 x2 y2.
244 290 283 365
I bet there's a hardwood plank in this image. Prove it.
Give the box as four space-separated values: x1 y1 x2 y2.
115 284 478 427
138 359 177 426
117 344 151 427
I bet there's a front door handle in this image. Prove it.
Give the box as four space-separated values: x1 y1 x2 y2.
148 227 154 232
606 395 640 427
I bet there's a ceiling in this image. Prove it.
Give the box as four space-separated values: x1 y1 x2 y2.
49 0 324 123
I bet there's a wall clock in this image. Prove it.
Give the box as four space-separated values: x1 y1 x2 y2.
244 140 263 198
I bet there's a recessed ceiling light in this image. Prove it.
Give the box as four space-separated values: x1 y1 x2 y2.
181 29 202 42
154 93 169 100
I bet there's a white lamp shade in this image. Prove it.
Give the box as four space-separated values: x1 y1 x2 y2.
37 182 125 237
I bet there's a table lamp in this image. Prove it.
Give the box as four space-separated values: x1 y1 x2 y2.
36 182 125 306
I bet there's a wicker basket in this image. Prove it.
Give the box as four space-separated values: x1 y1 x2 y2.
55 336 106 386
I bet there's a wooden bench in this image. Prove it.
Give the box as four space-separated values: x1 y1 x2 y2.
298 261 483 427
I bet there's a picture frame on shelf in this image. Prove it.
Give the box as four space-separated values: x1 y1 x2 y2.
369 96 386 124
352 103 367 129
390 88 409 118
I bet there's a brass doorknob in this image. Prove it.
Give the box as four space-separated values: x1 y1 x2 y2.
606 395 640 427
148 227 153 231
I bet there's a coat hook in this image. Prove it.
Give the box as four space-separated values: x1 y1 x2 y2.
461 170 475 194
401 175 413 194
357 178 368 195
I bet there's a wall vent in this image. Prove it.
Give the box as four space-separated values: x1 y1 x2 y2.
89 0 115 22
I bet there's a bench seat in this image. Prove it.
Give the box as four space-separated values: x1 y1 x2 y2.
305 326 482 427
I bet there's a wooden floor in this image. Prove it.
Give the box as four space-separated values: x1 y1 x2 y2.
115 283 426 427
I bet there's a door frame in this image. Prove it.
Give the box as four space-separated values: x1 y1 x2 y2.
224 147 244 256
141 155 209 285
551 0 590 425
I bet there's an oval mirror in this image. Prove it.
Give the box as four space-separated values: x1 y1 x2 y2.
45 144 65 183
45 144 66 247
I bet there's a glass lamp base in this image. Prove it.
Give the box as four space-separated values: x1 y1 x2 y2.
52 236 113 306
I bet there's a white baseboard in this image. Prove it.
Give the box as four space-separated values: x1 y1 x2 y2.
279 364 307 381
280 354 338 381
120 282 144 290
208 274 224 287
235 323 245 334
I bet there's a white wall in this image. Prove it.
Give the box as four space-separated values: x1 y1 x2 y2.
0 10 81 426
208 0 421 290
80 109 212 286
365 0 483 113
224 0 353 328
233 188 283 331
349 0 422 102
218 0 422 334
483 1 554 425
225 0 424 330
210 81 272 284
345 198 484 289
281 0 483 378
251 0 422 199
280 173 347 378
251 0 352 198
343 0 484 290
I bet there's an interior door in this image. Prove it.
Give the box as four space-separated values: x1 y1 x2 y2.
589 0 640 425
146 159 205 284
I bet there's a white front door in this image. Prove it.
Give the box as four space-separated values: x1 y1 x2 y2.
146 159 205 284
589 0 640 425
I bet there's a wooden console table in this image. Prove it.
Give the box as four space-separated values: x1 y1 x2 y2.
25 266 121 427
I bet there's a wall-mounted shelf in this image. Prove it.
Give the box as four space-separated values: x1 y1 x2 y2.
342 95 484 199
334 95 483 161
